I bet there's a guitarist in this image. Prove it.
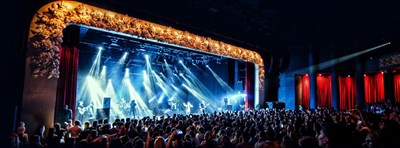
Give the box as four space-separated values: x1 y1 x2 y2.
77 101 86 122
199 100 209 115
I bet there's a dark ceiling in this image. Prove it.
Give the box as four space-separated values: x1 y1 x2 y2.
80 0 400 55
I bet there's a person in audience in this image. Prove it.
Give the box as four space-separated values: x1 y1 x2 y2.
16 121 29 146
34 124 46 145
68 120 83 139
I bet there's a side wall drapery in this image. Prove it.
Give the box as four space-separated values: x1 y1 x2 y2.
55 26 80 123
364 73 385 103
295 75 310 109
317 75 332 108
394 73 400 103
339 76 356 110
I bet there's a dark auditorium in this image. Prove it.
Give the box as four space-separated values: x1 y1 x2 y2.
3 0 400 148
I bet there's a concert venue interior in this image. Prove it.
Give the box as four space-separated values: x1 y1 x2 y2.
4 0 400 147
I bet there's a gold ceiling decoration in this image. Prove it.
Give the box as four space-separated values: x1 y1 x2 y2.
28 1 265 97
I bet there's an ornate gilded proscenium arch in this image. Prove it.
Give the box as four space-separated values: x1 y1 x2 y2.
28 1 265 100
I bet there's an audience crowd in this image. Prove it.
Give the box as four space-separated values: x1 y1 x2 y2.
8 102 400 148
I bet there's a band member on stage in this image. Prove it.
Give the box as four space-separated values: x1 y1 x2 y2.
77 101 86 122
169 97 177 111
88 101 95 119
130 99 137 119
183 101 193 115
223 97 229 111
57 104 72 124
199 100 209 114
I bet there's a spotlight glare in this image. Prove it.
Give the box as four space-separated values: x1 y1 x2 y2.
98 46 103 50
145 54 149 59
305 74 308 76
179 60 183 63
347 75 350 77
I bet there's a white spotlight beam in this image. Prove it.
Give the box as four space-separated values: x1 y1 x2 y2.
294 42 390 73
207 66 235 94
88 48 102 78
180 63 214 97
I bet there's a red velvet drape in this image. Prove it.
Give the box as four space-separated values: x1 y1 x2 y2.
56 46 79 122
364 73 385 103
317 75 332 108
394 74 400 103
295 75 310 109
245 63 255 110
338 76 356 110
302 76 310 108
55 26 80 122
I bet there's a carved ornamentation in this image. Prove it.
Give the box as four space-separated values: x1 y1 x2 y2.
28 1 265 97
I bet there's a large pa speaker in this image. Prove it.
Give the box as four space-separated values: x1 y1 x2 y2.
96 108 110 120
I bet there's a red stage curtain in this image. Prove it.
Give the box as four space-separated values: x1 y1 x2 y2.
302 76 310 108
317 75 332 108
364 73 385 103
394 74 400 103
245 63 255 110
55 26 80 122
295 75 310 109
56 46 79 122
338 76 356 110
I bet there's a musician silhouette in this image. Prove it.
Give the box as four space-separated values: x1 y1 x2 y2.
169 97 177 111
130 99 137 118
223 97 229 111
77 101 86 122
183 101 193 115
199 100 209 114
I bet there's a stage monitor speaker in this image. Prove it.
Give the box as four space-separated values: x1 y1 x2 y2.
96 108 110 120
103 97 111 108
